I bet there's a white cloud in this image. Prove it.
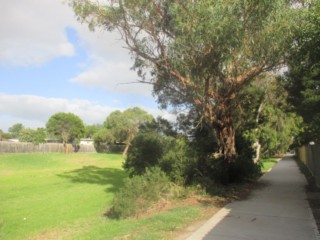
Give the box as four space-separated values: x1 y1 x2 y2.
0 1 163 131
70 57 154 97
0 93 175 131
0 93 117 130
0 0 154 96
65 4 154 96
0 0 76 67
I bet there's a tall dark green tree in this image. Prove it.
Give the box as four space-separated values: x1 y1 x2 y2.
70 0 306 161
235 75 302 157
283 1 320 144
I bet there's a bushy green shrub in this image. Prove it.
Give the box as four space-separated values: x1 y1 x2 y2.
124 132 196 184
204 134 261 185
124 132 165 176
124 127 261 190
160 137 197 184
107 167 170 219
230 134 262 182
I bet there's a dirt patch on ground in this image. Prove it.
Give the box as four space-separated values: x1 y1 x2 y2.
0 170 16 175
27 221 91 240
28 228 74 240
27 227 88 240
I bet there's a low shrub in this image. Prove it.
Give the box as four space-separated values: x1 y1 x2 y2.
107 167 171 219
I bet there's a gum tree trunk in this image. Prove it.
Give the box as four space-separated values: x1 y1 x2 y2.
217 124 236 161
212 100 237 162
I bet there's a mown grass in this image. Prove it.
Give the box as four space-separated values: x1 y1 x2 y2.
261 158 279 172
0 153 203 240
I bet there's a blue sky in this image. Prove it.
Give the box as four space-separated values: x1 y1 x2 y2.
0 0 172 132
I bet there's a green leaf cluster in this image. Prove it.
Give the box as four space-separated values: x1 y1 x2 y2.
93 107 153 154
8 123 24 138
18 128 46 144
284 1 320 144
46 112 85 144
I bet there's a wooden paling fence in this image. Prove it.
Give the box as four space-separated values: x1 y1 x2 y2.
0 141 96 154
296 144 320 188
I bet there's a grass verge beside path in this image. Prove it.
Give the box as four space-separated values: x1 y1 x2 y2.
0 154 280 240
0 153 210 240
261 158 279 173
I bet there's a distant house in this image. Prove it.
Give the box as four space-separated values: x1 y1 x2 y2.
8 138 19 143
80 138 94 145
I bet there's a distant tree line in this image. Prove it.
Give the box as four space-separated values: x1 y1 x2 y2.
0 108 155 154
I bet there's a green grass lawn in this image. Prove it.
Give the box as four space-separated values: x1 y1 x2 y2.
0 153 202 240
261 158 279 172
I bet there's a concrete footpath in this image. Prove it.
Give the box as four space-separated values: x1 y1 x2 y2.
186 156 320 240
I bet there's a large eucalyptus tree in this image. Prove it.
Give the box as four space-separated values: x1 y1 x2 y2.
69 0 307 161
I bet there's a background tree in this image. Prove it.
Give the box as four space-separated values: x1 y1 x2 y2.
46 112 85 151
257 107 301 157
18 128 46 144
103 107 153 155
0 129 3 141
84 124 103 138
8 123 24 138
93 128 115 153
235 74 302 158
283 1 320 144
139 116 177 137
70 0 305 162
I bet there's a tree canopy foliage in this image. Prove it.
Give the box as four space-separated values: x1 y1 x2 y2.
46 112 85 148
283 1 320 144
94 107 153 155
84 124 103 138
235 74 302 157
19 128 46 144
69 0 306 161
8 123 24 138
